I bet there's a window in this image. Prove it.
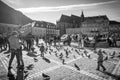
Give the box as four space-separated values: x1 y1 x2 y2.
36 24 39 27
41 24 43 27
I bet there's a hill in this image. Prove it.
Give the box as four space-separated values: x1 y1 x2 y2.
0 0 32 25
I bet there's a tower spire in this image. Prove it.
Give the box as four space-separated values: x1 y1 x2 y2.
81 10 84 22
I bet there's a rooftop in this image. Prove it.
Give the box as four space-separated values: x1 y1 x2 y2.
58 14 109 23
109 20 120 25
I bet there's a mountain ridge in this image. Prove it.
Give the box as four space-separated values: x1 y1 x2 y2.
0 0 32 25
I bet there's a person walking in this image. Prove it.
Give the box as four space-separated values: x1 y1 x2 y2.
93 36 97 50
96 49 106 71
8 31 24 73
36 37 39 46
81 37 84 48
40 43 45 57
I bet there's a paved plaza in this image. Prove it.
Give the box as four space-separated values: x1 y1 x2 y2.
0 42 120 80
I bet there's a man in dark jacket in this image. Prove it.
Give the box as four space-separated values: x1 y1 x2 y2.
96 49 106 71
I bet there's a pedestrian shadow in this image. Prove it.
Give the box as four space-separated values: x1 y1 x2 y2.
7 66 29 80
3 50 10 54
102 71 120 80
42 73 50 80
7 72 16 80
0 74 10 80
26 64 34 70
26 52 37 57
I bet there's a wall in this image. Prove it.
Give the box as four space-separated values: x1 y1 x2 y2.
32 27 46 37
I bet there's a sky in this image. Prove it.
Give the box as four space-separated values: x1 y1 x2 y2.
2 0 120 23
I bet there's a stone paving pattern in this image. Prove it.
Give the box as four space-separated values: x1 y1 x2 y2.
0 43 120 80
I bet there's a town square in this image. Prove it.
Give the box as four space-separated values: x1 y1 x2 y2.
0 0 120 80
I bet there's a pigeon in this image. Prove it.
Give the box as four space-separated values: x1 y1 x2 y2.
26 64 34 70
6 54 10 58
117 55 120 58
49 52 51 55
104 56 108 61
42 73 49 77
54 51 57 54
81 53 84 57
74 63 80 71
42 57 51 63
24 70 28 74
75 49 80 55
111 51 116 58
59 56 63 60
62 59 66 64
117 52 120 58
59 53 63 57
68 50 71 53
31 47 35 52
55 53 58 57
34 58 38 62
50 49 53 52
24 72 29 79
73 55 76 59
46 47 48 51
102 51 107 55
64 49 66 51
66 55 69 58
84 50 88 57
71 48 74 51
87 54 91 59
56 47 58 50
65 50 69 58
79 49 82 52
42 73 50 80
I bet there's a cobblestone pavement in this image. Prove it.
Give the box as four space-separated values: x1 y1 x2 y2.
0 55 8 80
0 44 120 80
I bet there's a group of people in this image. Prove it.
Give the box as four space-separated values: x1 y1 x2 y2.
1 31 119 80
107 36 117 47
0 33 10 53
0 31 45 79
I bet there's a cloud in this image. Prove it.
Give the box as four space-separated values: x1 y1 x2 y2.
16 0 117 13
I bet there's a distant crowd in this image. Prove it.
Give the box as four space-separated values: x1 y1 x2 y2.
0 32 120 53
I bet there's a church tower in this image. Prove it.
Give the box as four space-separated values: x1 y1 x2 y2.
81 10 84 22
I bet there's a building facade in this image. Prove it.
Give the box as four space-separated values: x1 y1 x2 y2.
109 21 120 37
32 21 47 38
32 21 60 38
66 28 81 34
81 15 109 37
57 11 109 37
46 22 60 38
32 27 46 37
56 14 82 36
